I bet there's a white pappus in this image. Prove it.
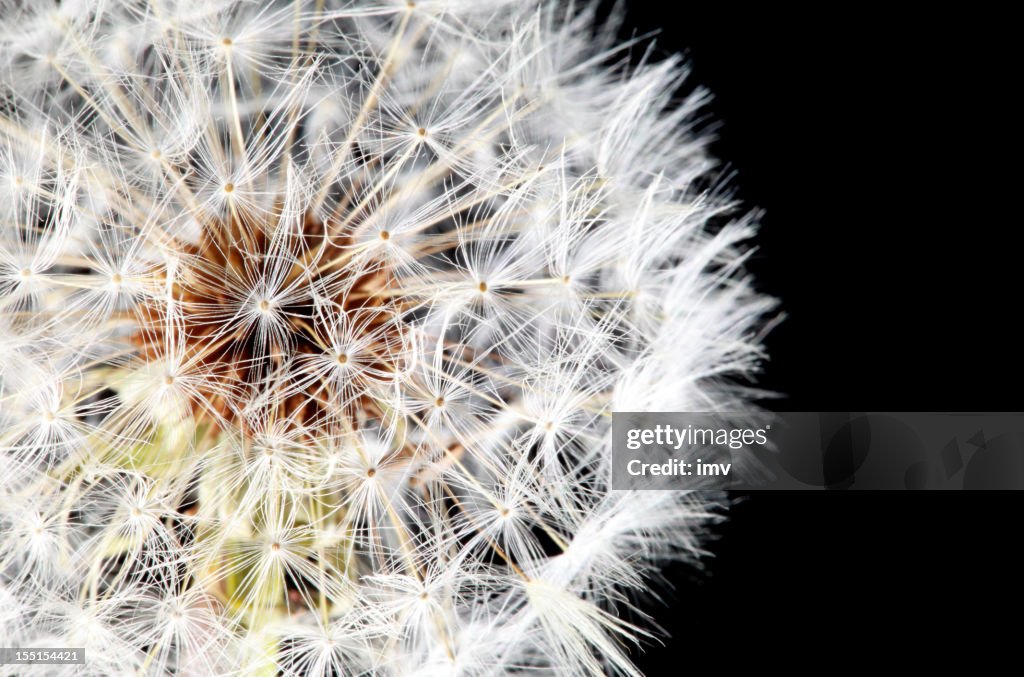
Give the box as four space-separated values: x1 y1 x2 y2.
0 1 775 675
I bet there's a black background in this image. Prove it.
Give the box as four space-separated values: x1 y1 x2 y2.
602 3 1020 671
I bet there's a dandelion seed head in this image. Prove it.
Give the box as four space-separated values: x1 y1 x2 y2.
1 0 773 673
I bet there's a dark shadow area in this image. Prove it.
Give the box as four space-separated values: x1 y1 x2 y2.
598 3 1020 671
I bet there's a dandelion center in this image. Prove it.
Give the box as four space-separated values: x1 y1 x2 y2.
133 205 405 434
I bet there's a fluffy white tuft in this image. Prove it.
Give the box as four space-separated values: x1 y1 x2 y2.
0 1 773 674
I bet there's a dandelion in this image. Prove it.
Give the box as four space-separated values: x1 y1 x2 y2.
0 1 774 674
